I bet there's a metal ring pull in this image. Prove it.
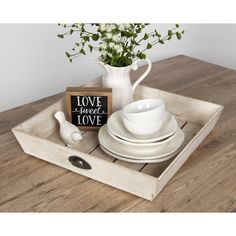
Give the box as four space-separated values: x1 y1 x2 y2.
68 156 92 170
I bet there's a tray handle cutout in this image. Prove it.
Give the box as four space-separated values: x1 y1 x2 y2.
68 156 92 170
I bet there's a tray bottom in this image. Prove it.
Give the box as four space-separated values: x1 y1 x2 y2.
46 117 202 179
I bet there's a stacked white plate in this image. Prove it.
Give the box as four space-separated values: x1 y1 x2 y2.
98 111 185 163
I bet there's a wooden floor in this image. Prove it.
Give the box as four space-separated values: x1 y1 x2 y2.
0 55 236 212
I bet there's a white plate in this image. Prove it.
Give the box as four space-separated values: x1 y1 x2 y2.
99 124 184 160
108 127 177 147
100 144 181 163
107 111 177 143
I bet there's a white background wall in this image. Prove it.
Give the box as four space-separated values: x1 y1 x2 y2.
1 24 236 112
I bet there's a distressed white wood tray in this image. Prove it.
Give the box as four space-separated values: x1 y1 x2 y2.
12 78 223 201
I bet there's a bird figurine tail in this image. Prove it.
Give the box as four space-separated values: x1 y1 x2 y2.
54 111 66 124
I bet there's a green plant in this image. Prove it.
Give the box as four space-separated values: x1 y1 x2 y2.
57 23 184 67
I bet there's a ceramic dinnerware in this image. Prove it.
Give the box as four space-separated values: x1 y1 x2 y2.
107 111 178 143
122 98 165 123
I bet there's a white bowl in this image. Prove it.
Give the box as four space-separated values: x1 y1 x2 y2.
122 112 166 137
122 99 165 123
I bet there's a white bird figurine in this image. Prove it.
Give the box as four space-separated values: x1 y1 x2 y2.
54 111 83 146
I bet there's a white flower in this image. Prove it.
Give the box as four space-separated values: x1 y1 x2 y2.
118 24 125 31
106 27 111 32
106 33 112 39
110 24 116 30
77 23 84 30
109 42 115 48
105 24 116 32
101 42 107 50
102 51 112 57
124 23 131 29
114 45 123 53
99 24 106 32
112 34 120 42
101 51 107 57
118 23 131 31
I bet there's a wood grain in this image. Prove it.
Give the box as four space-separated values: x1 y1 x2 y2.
13 80 219 201
0 55 235 211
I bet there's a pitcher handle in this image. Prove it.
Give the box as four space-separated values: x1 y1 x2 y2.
131 58 152 94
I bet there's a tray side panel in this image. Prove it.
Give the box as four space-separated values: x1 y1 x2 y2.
12 77 103 137
134 84 222 126
13 129 158 201
14 99 65 138
140 119 188 178
153 107 223 199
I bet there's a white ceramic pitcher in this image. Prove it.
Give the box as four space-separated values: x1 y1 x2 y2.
98 58 152 112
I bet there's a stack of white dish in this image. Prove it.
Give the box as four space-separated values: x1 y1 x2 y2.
98 99 185 163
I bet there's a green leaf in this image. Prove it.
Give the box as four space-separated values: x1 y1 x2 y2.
75 43 80 47
65 52 71 58
57 34 64 39
124 57 132 66
158 39 164 44
82 36 90 42
70 29 74 35
92 34 99 41
88 45 93 52
124 31 132 38
113 28 120 34
175 24 179 28
176 32 182 40
69 59 72 62
168 30 172 36
136 28 141 33
143 33 148 40
147 43 152 49
137 52 146 59
81 25 85 32
80 49 86 55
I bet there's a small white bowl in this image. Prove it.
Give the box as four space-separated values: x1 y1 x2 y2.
122 112 166 137
122 99 165 123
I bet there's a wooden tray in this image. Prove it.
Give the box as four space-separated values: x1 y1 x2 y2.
12 78 223 201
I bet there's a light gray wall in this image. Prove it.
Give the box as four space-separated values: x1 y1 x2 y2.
1 24 236 112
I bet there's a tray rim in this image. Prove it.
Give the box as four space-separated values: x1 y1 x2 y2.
11 78 224 201
12 84 223 132
158 104 223 181
12 127 160 200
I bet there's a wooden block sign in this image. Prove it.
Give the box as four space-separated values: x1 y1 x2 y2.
66 87 112 130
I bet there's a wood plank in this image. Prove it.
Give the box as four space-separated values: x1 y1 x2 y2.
96 114 186 171
139 117 187 177
0 105 36 136
128 142 236 212
141 122 201 178
13 128 158 201
13 90 202 201
86 57 236 211
90 145 115 162
46 130 98 153
14 74 217 202
134 85 221 126
113 117 187 171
